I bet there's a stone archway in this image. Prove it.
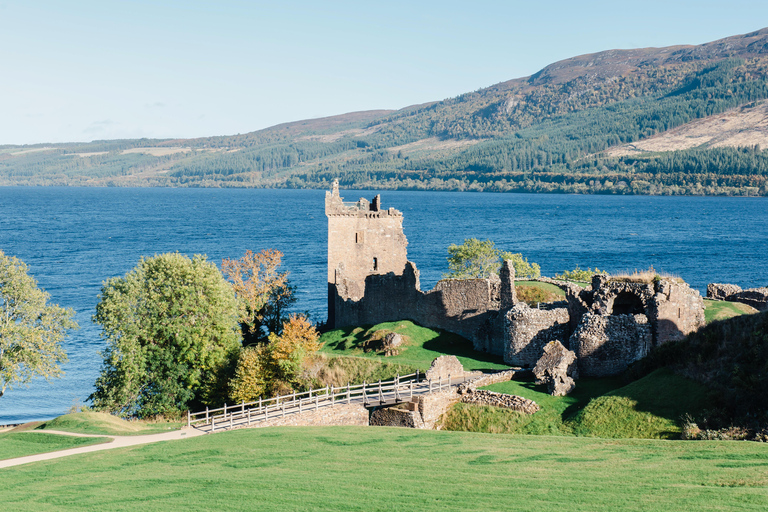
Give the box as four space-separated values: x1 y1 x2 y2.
610 291 645 316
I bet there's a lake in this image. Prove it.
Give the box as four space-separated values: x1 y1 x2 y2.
1 186 766 423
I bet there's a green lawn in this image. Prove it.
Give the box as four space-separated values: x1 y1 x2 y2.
0 431 106 461
1 426 766 511
704 299 758 324
516 280 568 297
442 369 708 439
319 320 508 372
37 413 182 436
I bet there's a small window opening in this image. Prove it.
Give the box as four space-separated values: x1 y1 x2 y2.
356 231 365 244
373 257 378 271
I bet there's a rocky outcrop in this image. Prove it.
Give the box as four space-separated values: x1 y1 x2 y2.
425 355 465 381
532 340 578 396
504 303 570 366
459 389 539 414
570 313 652 377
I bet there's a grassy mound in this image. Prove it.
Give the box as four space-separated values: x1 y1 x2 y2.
571 369 709 439
1 426 766 511
0 431 107 461
441 369 708 439
515 281 566 305
37 412 182 436
703 298 758 324
319 320 507 372
640 311 768 424
440 376 622 435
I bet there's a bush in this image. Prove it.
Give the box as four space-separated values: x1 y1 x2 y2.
555 267 607 282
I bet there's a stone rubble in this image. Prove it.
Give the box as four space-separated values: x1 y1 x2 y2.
532 340 578 396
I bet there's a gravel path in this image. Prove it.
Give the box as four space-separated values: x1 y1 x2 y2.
0 428 206 469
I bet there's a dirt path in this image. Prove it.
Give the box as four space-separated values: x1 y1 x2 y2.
0 427 206 469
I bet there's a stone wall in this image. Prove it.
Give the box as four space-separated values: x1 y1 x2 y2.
252 403 369 429
570 313 652 377
331 259 508 356
370 405 424 428
417 388 461 429
459 389 539 414
653 279 706 343
708 283 768 312
504 303 570 366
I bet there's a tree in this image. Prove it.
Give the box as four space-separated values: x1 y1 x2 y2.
221 249 296 345
444 239 501 279
91 253 241 417
0 251 77 398
444 239 540 279
228 314 321 402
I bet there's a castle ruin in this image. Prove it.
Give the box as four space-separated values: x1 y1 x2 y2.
326 183 706 377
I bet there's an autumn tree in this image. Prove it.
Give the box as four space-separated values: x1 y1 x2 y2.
0 251 77 398
229 314 321 402
91 253 241 417
222 249 296 345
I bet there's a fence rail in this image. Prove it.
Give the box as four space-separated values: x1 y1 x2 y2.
188 371 464 433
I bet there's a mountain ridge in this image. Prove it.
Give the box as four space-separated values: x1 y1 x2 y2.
3 27 768 195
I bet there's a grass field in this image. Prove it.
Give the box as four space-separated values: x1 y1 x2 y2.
37 413 182 436
703 299 758 324
442 369 708 439
0 430 106 461
319 320 508 372
1 426 766 511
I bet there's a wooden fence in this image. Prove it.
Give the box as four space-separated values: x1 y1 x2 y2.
188 371 462 433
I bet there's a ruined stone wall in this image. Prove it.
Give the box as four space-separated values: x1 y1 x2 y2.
707 283 768 312
504 303 570 367
417 388 461 429
332 260 507 356
570 313 652 377
370 406 424 428
653 280 706 343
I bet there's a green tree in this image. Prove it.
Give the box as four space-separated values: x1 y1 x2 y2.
91 253 241 418
444 239 540 279
0 251 77 398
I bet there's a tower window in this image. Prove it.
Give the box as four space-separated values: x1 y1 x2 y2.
356 231 365 244
373 257 378 271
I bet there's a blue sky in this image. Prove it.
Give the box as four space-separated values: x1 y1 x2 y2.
2 0 767 144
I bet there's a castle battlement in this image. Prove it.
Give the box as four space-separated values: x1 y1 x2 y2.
325 180 402 218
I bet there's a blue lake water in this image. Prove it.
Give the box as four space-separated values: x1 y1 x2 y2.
1 186 766 423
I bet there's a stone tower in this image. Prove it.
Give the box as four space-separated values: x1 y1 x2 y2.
325 180 408 326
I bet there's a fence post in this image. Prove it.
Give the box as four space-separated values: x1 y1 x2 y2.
211 415 215 432
315 392 319 410
259 396 262 413
429 379 432 393
248 408 251 426
416 370 419 382
448 373 451 389
187 410 191 428
282 401 285 418
308 387 312 400
230 413 233 430
299 398 302 413
331 385 335 406
378 379 382 404
224 403 227 417
347 382 351 404
363 381 367 404
205 406 209 424
241 401 245 414
410 380 413 399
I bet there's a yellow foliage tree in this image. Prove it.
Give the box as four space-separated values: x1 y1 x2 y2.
221 249 295 344
228 314 321 401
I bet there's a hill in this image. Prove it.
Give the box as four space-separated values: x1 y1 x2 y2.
4 28 768 195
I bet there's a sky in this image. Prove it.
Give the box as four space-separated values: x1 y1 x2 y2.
2 0 768 145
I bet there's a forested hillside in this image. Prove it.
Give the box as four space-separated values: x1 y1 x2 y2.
3 28 768 195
